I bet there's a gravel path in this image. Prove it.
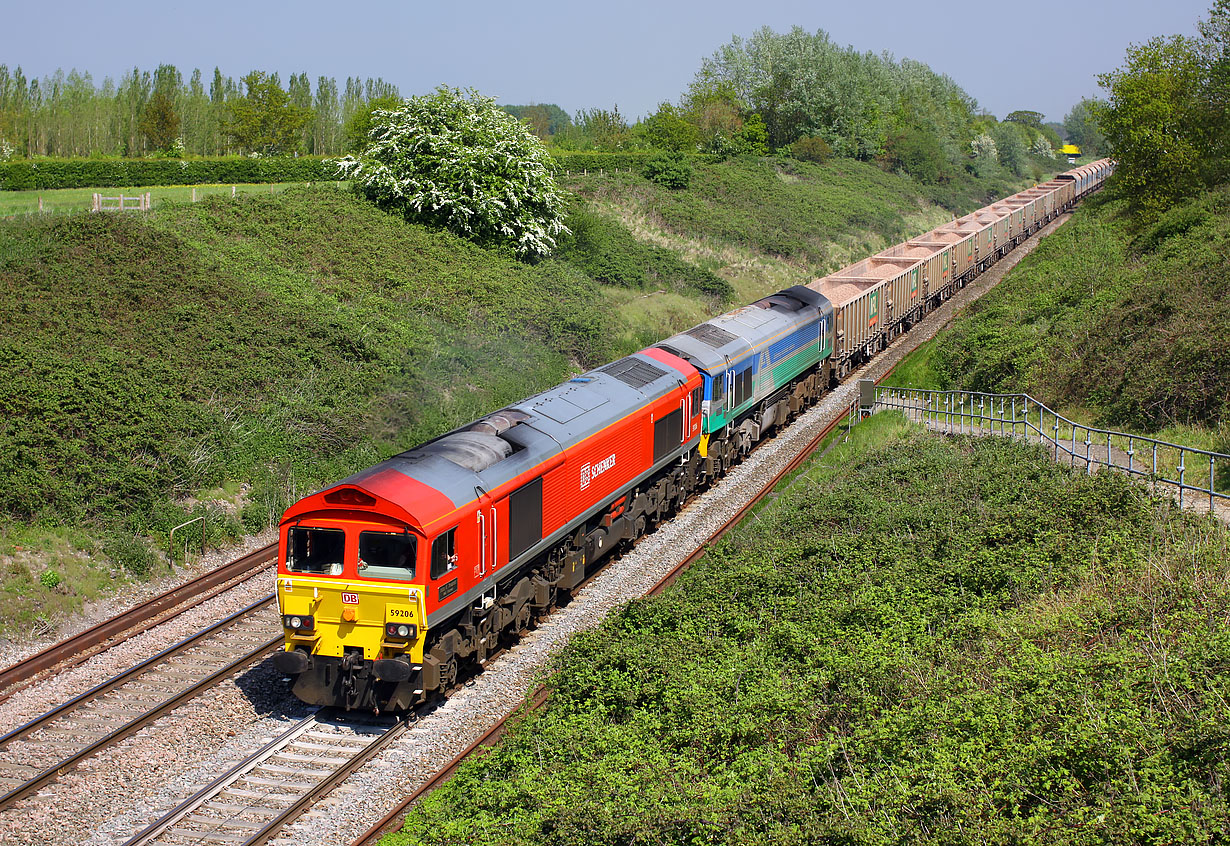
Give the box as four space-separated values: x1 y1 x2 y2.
0 217 1067 846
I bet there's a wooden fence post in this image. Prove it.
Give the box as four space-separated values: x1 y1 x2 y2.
192 187 197 203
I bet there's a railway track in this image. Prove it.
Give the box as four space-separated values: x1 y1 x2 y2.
0 543 276 705
0 597 280 811
126 710 406 846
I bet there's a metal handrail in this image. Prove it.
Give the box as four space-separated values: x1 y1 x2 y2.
871 386 1227 512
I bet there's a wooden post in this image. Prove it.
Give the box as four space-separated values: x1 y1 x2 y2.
231 185 236 197
192 187 197 203
38 195 43 213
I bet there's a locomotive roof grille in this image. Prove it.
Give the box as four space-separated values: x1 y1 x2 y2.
599 357 669 388
684 323 739 348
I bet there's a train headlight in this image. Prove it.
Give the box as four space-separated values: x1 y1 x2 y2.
283 615 314 632
384 622 417 640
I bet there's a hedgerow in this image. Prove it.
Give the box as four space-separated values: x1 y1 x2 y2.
0 156 336 190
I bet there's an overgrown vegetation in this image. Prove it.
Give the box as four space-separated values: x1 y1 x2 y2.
553 203 731 302
392 416 1230 845
936 190 1230 438
571 155 1035 274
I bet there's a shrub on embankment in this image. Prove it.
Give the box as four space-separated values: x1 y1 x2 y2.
393 415 1230 845
937 189 1230 435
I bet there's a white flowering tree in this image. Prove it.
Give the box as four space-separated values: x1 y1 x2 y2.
1030 135 1056 159
970 133 998 161
335 86 568 259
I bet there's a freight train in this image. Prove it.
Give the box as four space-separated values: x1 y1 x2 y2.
273 159 1113 712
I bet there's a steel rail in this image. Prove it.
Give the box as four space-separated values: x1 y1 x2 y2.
124 710 410 846
0 542 277 703
0 632 281 812
122 711 323 846
0 595 276 748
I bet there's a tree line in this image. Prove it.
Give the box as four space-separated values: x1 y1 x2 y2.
512 27 1073 186
0 27 1090 188
0 64 399 159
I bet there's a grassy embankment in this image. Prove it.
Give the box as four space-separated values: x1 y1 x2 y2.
882 188 1230 463
390 411 1230 845
567 156 1054 349
0 157 979 637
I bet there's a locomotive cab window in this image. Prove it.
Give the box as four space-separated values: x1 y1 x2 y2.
430 528 458 580
357 531 417 581
711 374 725 406
690 385 702 414
286 527 344 575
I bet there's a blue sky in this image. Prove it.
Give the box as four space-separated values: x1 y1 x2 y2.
1 0 1215 124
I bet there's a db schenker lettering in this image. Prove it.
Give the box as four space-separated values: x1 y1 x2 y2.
580 454 617 490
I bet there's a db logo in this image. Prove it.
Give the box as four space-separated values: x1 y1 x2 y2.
341 592 359 605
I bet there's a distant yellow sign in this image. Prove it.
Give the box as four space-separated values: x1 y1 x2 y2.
1061 144 1081 155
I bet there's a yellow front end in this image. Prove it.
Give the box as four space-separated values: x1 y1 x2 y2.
274 574 431 712
278 575 427 662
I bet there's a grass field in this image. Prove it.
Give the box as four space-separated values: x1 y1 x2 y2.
0 181 344 216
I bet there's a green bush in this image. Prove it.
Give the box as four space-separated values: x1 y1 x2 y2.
789 135 832 164
641 151 693 189
0 156 337 190
550 150 674 175
38 570 61 590
103 532 161 578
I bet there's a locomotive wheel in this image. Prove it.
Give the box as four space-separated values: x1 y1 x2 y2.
514 602 532 635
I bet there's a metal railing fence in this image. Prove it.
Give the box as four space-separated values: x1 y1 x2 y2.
871 386 1228 512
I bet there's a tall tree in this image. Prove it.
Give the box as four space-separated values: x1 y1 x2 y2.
288 72 313 152
139 89 180 152
1061 98 1106 155
1096 36 1208 217
313 76 340 155
224 70 310 156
